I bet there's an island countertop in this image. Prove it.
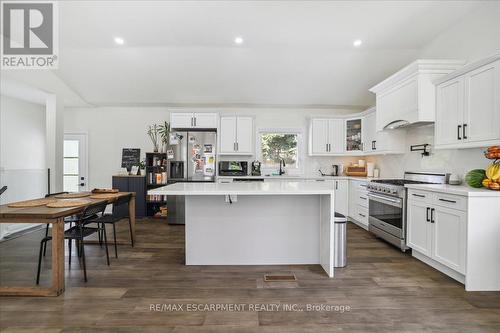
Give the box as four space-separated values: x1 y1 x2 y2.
148 181 335 196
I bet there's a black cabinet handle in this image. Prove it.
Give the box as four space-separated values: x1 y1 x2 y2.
335 181 338 190
463 124 467 139
426 207 430 222
359 213 366 217
373 141 376 150
457 125 462 140
430 208 435 223
412 193 425 198
360 196 367 200
439 198 457 204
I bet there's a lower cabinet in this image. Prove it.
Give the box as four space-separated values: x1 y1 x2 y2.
407 190 466 275
112 175 146 218
348 179 369 229
333 180 348 216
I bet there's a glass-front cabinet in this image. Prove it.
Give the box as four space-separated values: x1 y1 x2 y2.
345 118 363 152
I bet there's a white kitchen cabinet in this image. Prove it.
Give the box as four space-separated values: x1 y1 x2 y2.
309 118 344 155
407 200 432 257
363 108 406 154
219 116 253 155
170 113 218 129
333 179 348 216
435 55 500 149
370 60 465 132
348 179 368 229
407 189 466 276
432 206 466 274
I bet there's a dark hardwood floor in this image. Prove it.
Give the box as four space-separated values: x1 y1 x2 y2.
1 219 500 332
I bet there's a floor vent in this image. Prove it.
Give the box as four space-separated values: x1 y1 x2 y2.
264 274 297 282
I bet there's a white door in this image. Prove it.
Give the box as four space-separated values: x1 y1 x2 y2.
432 206 466 274
464 62 500 144
170 113 194 128
194 113 218 128
407 200 432 256
311 119 329 154
329 119 345 153
63 134 88 192
236 117 253 154
219 117 236 154
435 78 464 146
334 180 349 216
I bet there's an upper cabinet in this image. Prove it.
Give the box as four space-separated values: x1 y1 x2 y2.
309 108 406 156
369 60 465 131
345 118 363 153
309 118 344 155
363 108 406 154
435 54 500 149
219 116 254 155
170 112 218 129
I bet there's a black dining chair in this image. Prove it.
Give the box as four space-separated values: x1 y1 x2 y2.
36 200 110 283
42 192 102 256
94 194 134 258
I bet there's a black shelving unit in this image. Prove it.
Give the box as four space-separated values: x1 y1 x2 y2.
145 152 168 218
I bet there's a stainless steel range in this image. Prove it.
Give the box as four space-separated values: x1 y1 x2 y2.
367 172 449 252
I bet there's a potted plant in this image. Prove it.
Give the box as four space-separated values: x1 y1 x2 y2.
138 160 146 176
158 121 170 153
147 124 159 152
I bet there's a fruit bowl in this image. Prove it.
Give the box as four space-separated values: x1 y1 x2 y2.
485 146 500 160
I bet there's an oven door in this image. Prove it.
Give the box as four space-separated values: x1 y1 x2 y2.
368 192 404 238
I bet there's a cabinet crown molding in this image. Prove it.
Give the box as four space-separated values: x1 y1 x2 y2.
433 52 500 86
369 59 466 93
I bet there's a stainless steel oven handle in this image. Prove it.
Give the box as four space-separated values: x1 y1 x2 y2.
367 193 402 207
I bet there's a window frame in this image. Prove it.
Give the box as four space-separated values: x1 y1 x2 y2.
256 128 304 175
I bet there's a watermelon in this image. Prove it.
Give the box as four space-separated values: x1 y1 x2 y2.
465 169 487 188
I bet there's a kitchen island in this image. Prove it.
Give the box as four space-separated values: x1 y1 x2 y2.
149 181 336 277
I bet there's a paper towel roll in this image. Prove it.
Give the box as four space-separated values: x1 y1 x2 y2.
367 162 375 177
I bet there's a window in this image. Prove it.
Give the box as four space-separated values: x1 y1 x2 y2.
63 140 79 192
259 130 301 171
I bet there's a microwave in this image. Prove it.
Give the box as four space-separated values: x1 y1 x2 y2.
218 161 248 176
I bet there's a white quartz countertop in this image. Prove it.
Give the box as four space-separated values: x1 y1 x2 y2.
405 184 500 197
148 181 336 195
217 175 372 181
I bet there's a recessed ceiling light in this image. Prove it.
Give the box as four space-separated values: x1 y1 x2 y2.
353 39 362 47
234 36 244 45
114 37 125 45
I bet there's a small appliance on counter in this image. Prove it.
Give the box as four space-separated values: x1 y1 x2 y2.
251 160 262 176
219 161 248 177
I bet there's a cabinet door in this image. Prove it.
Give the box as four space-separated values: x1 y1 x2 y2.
435 78 464 146
464 62 500 144
219 117 237 154
171 113 194 128
334 180 349 216
363 112 376 152
407 200 432 256
329 119 345 153
194 113 218 128
236 117 253 154
432 206 466 274
345 118 363 152
311 119 329 154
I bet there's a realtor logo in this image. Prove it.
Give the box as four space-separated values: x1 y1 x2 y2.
1 1 58 69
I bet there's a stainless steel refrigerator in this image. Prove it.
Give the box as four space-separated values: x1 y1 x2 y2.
166 130 217 224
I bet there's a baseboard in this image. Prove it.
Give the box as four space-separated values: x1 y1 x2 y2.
412 250 465 285
348 218 368 230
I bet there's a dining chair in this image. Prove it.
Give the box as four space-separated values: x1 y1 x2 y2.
94 193 134 258
36 200 110 283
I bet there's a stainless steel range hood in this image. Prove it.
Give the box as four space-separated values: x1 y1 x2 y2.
383 119 434 130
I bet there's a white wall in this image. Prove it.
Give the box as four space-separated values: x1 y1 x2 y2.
64 106 367 188
0 95 47 238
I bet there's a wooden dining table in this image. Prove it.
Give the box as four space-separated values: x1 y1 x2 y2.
0 192 136 297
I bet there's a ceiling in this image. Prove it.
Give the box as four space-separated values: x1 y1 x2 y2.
52 0 481 108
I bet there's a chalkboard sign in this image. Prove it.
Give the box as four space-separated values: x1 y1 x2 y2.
121 148 140 169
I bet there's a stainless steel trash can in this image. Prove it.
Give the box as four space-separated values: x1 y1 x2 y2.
334 212 347 268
